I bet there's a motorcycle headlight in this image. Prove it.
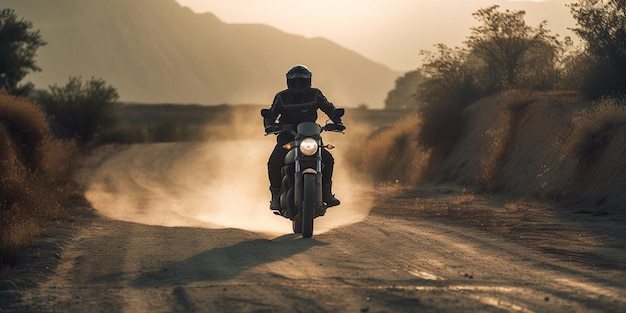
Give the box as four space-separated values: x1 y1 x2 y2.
299 138 318 156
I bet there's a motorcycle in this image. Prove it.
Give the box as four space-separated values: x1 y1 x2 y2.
261 108 345 238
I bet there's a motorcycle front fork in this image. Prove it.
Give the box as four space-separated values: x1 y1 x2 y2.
294 172 323 212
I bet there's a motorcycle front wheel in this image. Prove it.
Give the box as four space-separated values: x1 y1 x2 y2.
292 217 302 233
301 173 316 238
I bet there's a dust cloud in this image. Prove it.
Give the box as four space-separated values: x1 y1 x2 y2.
76 110 373 236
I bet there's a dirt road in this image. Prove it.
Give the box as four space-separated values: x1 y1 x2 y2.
5 141 626 312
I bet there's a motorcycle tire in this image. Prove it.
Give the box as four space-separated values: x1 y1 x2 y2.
301 173 316 238
292 217 302 234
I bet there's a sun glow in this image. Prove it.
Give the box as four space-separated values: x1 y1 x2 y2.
174 0 575 71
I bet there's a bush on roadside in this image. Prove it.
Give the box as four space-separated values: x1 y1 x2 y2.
40 76 120 146
416 44 479 158
566 96 626 160
347 114 430 185
0 93 77 268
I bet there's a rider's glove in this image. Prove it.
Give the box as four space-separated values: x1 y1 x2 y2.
324 123 345 132
331 123 346 132
265 125 281 134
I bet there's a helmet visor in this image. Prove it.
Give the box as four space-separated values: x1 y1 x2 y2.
288 77 311 91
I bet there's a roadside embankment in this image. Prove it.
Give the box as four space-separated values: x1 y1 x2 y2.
351 91 626 214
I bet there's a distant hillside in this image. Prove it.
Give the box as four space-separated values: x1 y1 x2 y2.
3 0 400 108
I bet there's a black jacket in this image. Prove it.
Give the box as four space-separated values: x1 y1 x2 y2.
265 88 342 142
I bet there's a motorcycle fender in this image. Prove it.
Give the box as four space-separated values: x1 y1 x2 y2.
302 168 316 174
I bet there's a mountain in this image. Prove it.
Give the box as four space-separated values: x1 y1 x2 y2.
3 0 400 108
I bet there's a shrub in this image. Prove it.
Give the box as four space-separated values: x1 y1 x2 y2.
417 45 478 154
40 77 120 146
566 96 626 160
347 114 430 184
0 93 77 268
418 100 467 153
0 91 49 169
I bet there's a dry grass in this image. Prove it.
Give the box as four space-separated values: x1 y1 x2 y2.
501 89 538 113
0 93 78 269
566 96 626 160
475 90 540 191
346 114 431 185
347 90 543 188
449 191 476 205
358 89 624 214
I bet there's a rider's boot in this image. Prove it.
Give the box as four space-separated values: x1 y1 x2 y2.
269 187 281 212
322 181 340 207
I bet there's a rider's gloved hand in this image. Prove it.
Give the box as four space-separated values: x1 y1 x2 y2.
265 125 281 134
329 123 345 132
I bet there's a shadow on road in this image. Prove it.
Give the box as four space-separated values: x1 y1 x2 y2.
131 234 327 288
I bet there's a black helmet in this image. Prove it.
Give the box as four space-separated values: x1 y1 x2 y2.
286 64 312 92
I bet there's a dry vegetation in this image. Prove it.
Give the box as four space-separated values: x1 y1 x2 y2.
566 97 626 160
475 90 539 191
2 89 624 270
0 93 78 270
348 91 626 214
347 114 431 185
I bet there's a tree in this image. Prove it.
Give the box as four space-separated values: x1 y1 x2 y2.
465 5 564 92
384 70 425 110
414 6 567 152
40 77 120 145
569 0 626 98
0 9 46 95
418 44 481 108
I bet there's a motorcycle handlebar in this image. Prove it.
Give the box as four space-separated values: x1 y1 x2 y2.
264 124 346 136
322 124 346 134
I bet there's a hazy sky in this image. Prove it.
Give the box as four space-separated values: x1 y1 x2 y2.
174 0 577 71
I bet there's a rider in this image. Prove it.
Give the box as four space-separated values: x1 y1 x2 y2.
263 64 345 213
